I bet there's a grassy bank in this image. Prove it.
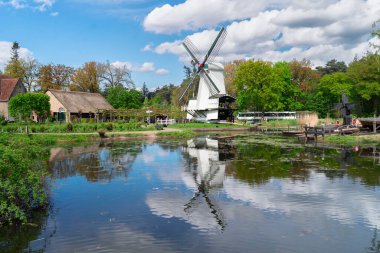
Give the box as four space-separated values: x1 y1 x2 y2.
259 119 299 127
0 122 155 134
156 130 195 137
168 122 243 129
323 134 380 146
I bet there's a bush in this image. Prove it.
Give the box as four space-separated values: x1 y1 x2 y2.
0 134 49 224
106 123 113 131
67 123 73 132
155 124 164 130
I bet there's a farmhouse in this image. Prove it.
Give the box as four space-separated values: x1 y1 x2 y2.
46 89 113 122
0 75 26 120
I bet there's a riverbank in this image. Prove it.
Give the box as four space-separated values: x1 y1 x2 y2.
322 134 380 146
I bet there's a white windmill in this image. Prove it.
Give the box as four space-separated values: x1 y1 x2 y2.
179 27 236 122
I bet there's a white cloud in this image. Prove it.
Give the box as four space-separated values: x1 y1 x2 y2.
112 61 168 75
50 11 58 16
0 41 34 70
146 0 380 66
0 0 55 11
139 62 155 72
112 61 155 72
143 0 288 34
155 68 169 76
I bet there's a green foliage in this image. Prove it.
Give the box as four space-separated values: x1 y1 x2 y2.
0 134 50 224
309 72 352 117
66 123 73 132
9 93 50 121
347 53 380 114
4 42 25 79
106 123 113 131
106 87 143 109
316 59 347 75
155 124 164 130
234 60 284 111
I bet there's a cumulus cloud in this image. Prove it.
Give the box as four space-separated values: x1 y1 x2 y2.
145 0 380 66
0 41 34 70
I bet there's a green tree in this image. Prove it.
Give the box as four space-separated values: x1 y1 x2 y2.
4 42 25 79
233 60 284 111
309 72 352 117
106 87 143 109
347 54 380 115
9 93 50 121
273 61 304 111
316 59 347 75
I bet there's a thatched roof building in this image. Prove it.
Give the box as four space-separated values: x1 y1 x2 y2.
46 89 113 122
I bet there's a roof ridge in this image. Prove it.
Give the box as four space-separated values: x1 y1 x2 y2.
48 89 102 95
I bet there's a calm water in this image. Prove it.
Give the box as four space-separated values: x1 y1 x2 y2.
1 134 380 253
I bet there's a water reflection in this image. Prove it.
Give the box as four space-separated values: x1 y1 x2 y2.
49 142 143 182
2 135 380 253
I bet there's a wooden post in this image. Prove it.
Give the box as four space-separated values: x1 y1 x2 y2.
373 113 376 133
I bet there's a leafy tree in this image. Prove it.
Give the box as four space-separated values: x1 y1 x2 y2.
150 84 177 109
37 64 74 92
106 87 143 109
38 64 56 92
316 59 347 75
308 72 352 117
22 57 40 92
98 61 134 92
233 60 284 111
224 60 243 98
347 54 380 114
273 61 304 111
289 59 320 92
9 93 50 121
4 42 25 79
71 61 100 93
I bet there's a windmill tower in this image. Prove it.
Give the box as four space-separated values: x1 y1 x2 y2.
180 28 236 122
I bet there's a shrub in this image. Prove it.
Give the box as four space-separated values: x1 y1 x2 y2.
106 123 113 131
155 124 164 130
67 123 73 132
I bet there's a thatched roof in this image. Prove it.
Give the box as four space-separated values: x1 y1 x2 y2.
48 89 113 113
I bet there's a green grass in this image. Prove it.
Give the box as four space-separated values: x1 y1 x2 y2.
259 119 299 127
324 135 378 146
156 130 195 137
169 123 243 129
0 122 156 134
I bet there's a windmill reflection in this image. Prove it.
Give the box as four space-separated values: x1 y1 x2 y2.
182 137 235 230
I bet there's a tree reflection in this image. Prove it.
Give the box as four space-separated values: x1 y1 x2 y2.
0 209 52 253
228 142 309 185
48 142 143 182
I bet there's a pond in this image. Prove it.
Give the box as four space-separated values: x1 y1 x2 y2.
1 134 380 253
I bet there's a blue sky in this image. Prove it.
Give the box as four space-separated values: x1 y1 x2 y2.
0 0 379 90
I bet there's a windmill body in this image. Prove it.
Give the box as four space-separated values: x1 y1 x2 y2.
180 28 235 122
